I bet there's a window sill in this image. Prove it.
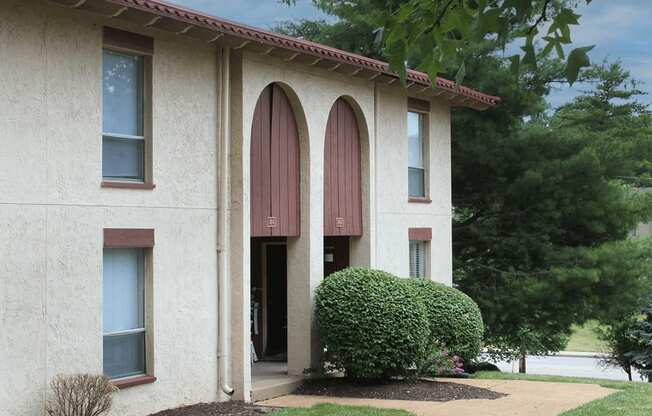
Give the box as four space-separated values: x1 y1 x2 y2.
408 197 432 204
102 181 156 190
112 375 157 390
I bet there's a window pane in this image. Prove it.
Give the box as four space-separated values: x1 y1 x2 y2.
102 136 144 180
409 167 425 197
408 112 423 168
103 249 144 333
409 241 425 278
103 50 143 136
103 332 145 379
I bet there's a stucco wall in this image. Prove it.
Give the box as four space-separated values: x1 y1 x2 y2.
239 51 452 286
226 52 453 399
1 0 454 413
375 85 453 284
0 1 220 415
233 51 379 394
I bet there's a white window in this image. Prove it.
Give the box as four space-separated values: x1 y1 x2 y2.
103 248 146 379
102 49 145 181
409 240 427 278
408 111 426 197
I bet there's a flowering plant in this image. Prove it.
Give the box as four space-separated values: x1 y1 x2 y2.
420 344 465 377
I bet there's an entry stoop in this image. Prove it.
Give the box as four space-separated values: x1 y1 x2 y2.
251 377 304 402
251 362 304 402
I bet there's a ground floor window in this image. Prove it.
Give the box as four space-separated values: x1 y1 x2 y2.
103 248 146 379
409 240 427 278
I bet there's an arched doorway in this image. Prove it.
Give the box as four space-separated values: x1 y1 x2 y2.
250 84 300 364
324 97 363 277
250 84 300 237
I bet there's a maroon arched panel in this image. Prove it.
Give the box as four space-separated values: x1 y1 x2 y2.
324 98 363 236
251 84 300 237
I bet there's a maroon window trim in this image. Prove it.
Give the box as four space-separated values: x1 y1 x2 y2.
103 27 154 55
112 375 157 390
101 181 156 190
409 227 432 241
104 229 155 248
408 97 431 113
408 197 432 204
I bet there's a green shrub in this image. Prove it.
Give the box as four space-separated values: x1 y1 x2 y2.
406 279 484 363
315 268 430 380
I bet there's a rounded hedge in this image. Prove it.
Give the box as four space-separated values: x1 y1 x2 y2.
315 268 430 380
405 279 484 363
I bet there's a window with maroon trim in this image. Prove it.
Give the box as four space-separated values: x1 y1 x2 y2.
102 27 154 188
103 229 155 385
409 241 427 278
409 227 431 278
408 98 430 201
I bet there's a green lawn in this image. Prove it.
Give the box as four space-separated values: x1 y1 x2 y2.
272 404 413 416
565 321 607 353
474 371 652 416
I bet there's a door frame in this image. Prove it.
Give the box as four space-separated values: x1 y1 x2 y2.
260 241 287 358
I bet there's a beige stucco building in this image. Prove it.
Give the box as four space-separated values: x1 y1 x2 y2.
0 0 498 415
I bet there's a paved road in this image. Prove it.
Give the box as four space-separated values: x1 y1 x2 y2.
488 354 644 382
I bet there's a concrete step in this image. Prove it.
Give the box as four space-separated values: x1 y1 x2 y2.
252 377 304 402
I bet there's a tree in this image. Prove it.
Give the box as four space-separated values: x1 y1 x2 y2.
598 317 641 382
277 6 652 371
282 0 595 85
453 63 652 368
628 300 652 382
276 19 385 61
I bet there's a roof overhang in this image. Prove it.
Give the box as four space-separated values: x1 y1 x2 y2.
48 0 500 110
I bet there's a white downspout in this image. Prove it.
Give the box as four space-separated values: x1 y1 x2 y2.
218 46 234 397
373 81 379 266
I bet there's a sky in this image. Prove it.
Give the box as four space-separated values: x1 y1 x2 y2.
167 0 652 109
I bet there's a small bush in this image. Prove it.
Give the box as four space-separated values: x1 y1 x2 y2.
46 374 117 416
316 268 430 380
420 344 465 377
466 361 501 373
406 279 484 363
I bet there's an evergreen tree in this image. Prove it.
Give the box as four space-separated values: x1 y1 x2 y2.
629 300 652 382
277 7 652 369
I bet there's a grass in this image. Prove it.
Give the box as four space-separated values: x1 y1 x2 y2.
565 321 607 353
474 371 652 416
272 404 414 416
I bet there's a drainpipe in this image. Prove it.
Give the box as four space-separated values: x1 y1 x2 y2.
373 81 379 265
218 46 235 397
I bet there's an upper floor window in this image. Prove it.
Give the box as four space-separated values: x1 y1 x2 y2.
101 27 153 188
102 49 144 181
408 111 426 197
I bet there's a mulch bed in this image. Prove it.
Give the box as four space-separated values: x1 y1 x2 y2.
148 402 276 416
295 378 507 402
147 379 505 415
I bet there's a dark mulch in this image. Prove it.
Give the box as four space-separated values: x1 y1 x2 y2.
148 401 276 416
295 378 507 402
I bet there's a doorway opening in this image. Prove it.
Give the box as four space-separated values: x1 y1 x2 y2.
324 236 350 277
251 238 287 363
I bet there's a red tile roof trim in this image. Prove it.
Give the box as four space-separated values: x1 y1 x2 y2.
104 0 500 107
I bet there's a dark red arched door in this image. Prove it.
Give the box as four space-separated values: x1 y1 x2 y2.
250 84 300 237
324 98 362 236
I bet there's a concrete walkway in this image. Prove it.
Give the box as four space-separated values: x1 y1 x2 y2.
258 378 616 416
